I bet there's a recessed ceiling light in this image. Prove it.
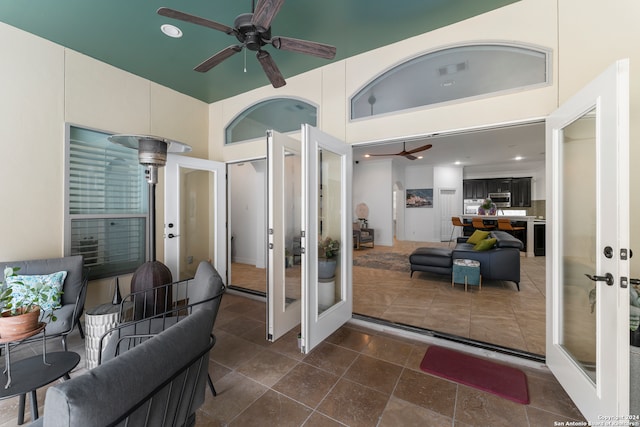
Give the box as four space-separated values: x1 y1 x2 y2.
364 154 370 158
417 155 424 159
455 161 461 165
161 24 183 38
515 156 523 161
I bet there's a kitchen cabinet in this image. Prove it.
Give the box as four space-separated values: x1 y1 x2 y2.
463 179 487 199
511 177 532 207
486 178 512 194
534 222 545 256
463 177 531 206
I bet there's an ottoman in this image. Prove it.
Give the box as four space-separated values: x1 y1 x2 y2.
409 247 453 277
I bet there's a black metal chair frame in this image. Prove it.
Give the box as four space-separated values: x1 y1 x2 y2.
99 277 225 397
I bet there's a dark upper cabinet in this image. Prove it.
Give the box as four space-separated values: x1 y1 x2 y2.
511 177 532 207
486 178 512 194
463 177 531 206
463 179 487 199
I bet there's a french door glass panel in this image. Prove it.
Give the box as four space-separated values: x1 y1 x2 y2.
560 108 597 381
546 59 629 422
267 131 302 341
301 124 352 353
164 156 227 283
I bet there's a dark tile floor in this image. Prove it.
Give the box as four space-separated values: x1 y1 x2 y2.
197 293 586 426
0 293 586 426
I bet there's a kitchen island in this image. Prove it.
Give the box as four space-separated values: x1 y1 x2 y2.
460 215 537 257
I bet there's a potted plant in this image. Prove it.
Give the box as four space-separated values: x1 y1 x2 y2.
318 237 340 279
0 267 62 338
478 198 497 216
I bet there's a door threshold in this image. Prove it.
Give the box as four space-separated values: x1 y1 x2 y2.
351 313 546 369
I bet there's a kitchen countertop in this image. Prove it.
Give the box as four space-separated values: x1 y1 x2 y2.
460 214 536 220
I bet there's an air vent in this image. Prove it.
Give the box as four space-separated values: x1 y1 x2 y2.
438 61 468 76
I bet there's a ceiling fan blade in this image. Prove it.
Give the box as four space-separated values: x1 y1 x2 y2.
367 153 399 157
256 50 286 88
252 0 285 31
405 143 433 155
403 154 418 160
271 36 336 60
194 45 243 73
157 7 236 35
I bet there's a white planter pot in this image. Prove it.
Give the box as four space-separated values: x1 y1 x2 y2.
318 278 335 310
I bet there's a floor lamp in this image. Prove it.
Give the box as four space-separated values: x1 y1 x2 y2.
108 134 191 317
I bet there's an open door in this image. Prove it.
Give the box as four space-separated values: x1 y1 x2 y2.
546 59 630 421
300 124 353 353
267 131 303 341
164 155 227 283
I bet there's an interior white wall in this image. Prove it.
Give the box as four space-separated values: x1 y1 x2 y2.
352 159 393 246
229 160 267 268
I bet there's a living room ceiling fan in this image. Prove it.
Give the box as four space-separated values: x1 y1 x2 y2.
157 0 337 88
367 141 433 160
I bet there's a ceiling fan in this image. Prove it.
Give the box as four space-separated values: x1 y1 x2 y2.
157 0 337 88
367 142 433 160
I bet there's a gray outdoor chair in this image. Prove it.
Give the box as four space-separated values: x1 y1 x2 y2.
31 308 215 427
0 255 88 350
98 261 225 395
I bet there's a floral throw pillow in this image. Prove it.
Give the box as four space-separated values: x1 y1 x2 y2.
5 271 67 311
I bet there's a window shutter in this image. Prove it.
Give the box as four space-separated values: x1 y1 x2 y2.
67 126 148 279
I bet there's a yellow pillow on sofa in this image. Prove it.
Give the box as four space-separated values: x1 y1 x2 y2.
467 230 490 245
473 238 497 251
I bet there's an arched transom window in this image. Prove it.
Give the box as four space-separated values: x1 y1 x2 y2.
351 43 551 119
225 98 317 145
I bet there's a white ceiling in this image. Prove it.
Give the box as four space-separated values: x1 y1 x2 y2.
352 120 546 172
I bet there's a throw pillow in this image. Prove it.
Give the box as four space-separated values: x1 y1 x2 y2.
5 271 67 311
467 230 490 245
473 238 497 251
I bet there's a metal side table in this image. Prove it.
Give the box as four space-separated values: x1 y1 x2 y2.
452 258 482 292
0 351 80 424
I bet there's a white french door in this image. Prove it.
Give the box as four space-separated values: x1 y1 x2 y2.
300 124 353 352
546 59 630 421
266 125 353 353
267 131 303 341
164 155 227 283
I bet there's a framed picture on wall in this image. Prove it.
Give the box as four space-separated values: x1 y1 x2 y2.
406 188 433 208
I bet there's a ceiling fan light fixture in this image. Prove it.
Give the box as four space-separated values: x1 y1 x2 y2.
161 24 183 38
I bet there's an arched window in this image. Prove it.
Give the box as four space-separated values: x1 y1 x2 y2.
351 43 551 120
225 98 317 145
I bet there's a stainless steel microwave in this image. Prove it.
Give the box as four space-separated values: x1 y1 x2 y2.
488 192 511 207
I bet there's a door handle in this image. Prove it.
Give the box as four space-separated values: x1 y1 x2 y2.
631 278 640 286
167 233 179 239
585 273 614 286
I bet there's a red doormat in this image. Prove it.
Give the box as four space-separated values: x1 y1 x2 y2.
420 346 530 404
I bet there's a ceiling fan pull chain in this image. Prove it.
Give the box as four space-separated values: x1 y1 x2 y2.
244 48 247 72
